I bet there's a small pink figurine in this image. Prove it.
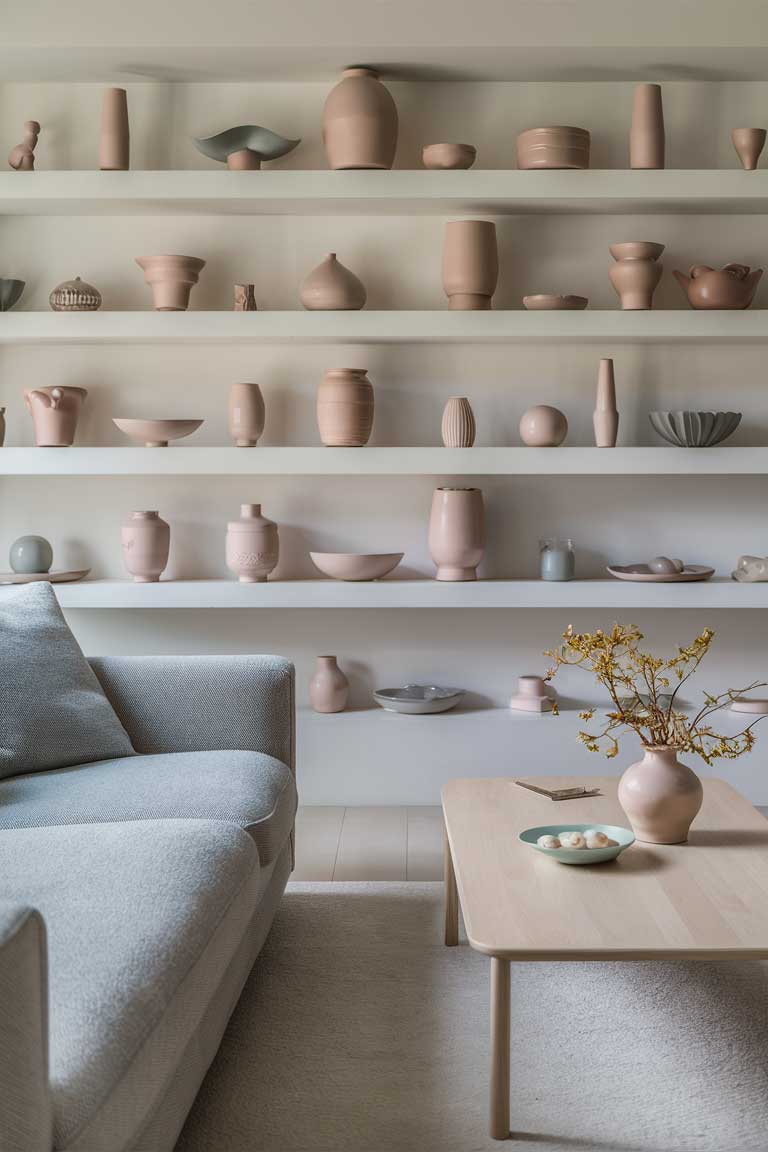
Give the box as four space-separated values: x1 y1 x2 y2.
8 121 40 171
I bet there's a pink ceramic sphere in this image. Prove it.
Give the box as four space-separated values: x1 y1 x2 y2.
519 405 568 447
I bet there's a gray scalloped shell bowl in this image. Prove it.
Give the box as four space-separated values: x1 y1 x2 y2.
0 278 25 311
648 410 741 448
193 125 300 163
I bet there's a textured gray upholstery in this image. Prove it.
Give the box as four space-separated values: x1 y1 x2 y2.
0 904 51 1152
89 655 294 771
0 583 134 779
0 750 297 864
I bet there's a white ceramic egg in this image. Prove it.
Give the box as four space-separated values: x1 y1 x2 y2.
585 830 610 849
649 556 684 574
564 831 587 849
537 834 561 849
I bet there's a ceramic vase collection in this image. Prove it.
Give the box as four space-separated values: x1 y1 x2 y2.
593 358 619 447
225 503 279 582
732 128 767 171
300 254 366 310
121 510 170 582
629 84 664 169
24 386 87 446
136 255 206 311
228 383 265 447
618 745 703 844
428 487 484 581
442 220 498 310
316 368 374 447
322 67 398 170
441 397 476 447
309 656 349 713
608 242 664 310
99 87 130 171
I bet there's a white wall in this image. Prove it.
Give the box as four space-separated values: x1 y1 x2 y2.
2 78 768 802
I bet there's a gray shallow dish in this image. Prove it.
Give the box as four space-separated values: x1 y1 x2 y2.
193 125 300 163
373 685 465 715
649 410 741 448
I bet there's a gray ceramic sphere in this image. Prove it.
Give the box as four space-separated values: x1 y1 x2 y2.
9 534 53 574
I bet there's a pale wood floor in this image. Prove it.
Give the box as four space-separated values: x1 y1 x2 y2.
293 805 444 881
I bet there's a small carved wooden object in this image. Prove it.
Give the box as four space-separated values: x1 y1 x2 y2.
8 121 40 171
234 284 257 311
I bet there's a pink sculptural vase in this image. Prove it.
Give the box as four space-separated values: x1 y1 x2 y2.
24 386 87 447
618 745 703 844
136 255 206 311
316 368 374 446
322 67 398 170
121 510 170 583
442 220 498 310
309 656 349 713
228 383 265 447
428 486 484 581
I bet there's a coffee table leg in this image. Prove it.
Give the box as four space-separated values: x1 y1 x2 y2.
443 822 459 946
490 956 511 1140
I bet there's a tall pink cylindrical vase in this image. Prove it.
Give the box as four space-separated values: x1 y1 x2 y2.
99 87 130 171
593 358 619 447
618 746 703 844
309 656 349 713
442 221 498 310
428 487 484 581
121 510 170 583
630 83 664 169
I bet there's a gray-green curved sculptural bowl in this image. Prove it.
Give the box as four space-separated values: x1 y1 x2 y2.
193 125 300 170
0 278 25 311
649 410 741 448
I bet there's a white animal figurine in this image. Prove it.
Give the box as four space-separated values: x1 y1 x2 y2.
732 555 768 583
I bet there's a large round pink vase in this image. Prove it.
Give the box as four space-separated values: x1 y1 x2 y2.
428 487 484 581
618 745 703 844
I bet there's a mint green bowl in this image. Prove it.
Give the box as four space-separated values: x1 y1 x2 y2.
519 823 635 865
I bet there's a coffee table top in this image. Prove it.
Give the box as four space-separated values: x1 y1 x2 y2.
442 776 768 961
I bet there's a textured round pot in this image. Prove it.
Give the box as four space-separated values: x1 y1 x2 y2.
135 255 206 311
300 253 366 310
428 487 484 581
228 383 265 447
99 87 129 171
442 220 498 310
322 67 398 170
519 404 568 447
317 368 374 446
225 503 279 583
121 510 170 583
9 534 53 574
618 745 703 844
608 242 664 310
24 386 88 447
309 655 350 713
629 84 664 169
49 276 102 312
441 397 476 447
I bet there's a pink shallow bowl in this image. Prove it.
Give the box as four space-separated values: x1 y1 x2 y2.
523 294 588 310
607 564 714 583
310 552 403 581
113 418 203 447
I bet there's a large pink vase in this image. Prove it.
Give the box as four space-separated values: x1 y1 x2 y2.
121 510 170 583
618 745 703 844
99 87 130 170
322 67 398 170
428 487 484 581
316 368 374 446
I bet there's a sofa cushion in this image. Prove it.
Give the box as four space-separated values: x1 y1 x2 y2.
0 749 296 864
0 582 134 779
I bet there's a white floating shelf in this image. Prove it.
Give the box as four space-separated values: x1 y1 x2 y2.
2 170 768 216
2 311 767 345
9 577 763 610
2 446 767 477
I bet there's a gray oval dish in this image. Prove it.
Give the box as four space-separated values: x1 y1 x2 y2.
649 410 741 448
373 685 464 715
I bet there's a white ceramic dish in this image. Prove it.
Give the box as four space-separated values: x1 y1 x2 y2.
730 697 768 714
519 823 635 865
607 564 714 583
113 418 203 447
310 552 403 581
373 685 464 714
0 569 90 585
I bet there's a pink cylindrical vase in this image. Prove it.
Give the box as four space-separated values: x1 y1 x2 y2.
629 83 664 169
316 368 374 447
99 87 130 171
229 383 265 447
225 503 279 583
121 510 170 583
322 67 398 170
442 220 498 310
428 486 484 581
618 745 703 844
309 655 349 713
593 358 619 447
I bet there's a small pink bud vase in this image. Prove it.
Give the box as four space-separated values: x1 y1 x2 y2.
309 656 349 713
441 397 476 447
121 510 170 583
225 503 279 583
618 745 703 844
428 487 484 581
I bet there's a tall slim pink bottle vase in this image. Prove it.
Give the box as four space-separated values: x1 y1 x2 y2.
593 358 619 447
99 88 130 171
630 84 664 169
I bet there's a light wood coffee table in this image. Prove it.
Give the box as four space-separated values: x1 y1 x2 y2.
442 775 768 1141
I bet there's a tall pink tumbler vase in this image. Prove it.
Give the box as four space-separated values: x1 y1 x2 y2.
428 486 485 581
99 87 129 171
629 84 664 169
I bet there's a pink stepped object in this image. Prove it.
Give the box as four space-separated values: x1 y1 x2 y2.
609 241 664 310
136 255 206 311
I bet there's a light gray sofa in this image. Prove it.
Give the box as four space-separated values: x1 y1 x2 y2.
0 655 296 1152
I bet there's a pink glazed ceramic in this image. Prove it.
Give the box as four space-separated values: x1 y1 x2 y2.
732 128 767 171
8 120 40 171
609 242 664 310
442 221 498 310
322 67 398 170
24 386 87 446
225 503 279 583
309 656 350 713
441 397 476 447
618 745 703 844
121 510 170 583
300 254 366 311
673 264 763 309
593 358 619 447
629 84 664 169
136 255 206 311
316 368 374 446
428 487 484 581
228 383 265 447
99 87 129 171
519 405 568 447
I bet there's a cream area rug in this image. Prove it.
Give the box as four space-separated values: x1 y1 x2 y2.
176 883 768 1152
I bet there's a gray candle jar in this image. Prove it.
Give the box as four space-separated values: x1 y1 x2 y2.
539 538 575 581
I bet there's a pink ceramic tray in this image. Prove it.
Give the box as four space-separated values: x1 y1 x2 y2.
607 564 714 583
0 569 90 585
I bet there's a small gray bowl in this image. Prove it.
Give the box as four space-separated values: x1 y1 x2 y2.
373 685 464 715
0 278 25 311
648 410 741 448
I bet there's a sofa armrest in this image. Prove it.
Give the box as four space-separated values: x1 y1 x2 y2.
0 905 51 1152
89 655 295 771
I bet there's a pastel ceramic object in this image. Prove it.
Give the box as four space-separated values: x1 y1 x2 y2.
607 563 714 583
519 405 568 447
649 410 741 448
193 125 300 170
516 126 590 170
618 745 702 844
229 383 265 447
9 534 53 574
422 143 476 169
629 84 664 169
99 88 129 171
732 555 768 583
121 510 170 583
520 823 634 865
310 552 403 581
441 397 476 448
732 128 766 171
730 695 768 713
510 675 553 713
0 279 24 311
594 358 618 447
442 220 498 310
225 503 279 583
136 255 206 311
309 656 349 714
523 294 588 310
112 418 203 447
0 407 5 446
300 254 366 311
323 67 398 170
673 264 762 309
648 556 684 574
0 569 89 586
24 386 87 447
8 121 40 171
373 685 464 714
540 538 575 581
316 368 374 447
234 284 257 311
49 277 101 311
428 487 484 582
609 242 664 310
